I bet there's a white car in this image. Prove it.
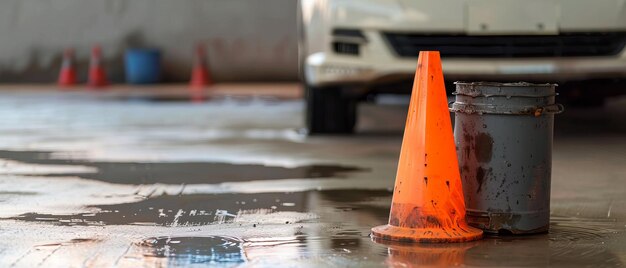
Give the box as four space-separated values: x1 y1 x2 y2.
299 0 626 133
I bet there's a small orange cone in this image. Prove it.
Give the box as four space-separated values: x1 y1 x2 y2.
371 51 483 243
58 48 77 88
88 45 108 88
189 44 212 102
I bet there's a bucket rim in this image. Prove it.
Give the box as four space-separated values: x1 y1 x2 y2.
125 48 161 54
454 81 558 87
450 102 564 115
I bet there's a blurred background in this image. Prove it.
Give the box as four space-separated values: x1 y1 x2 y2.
0 0 625 267
0 0 298 83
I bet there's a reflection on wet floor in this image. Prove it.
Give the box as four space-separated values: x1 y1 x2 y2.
10 185 624 266
9 189 392 226
463 217 624 267
129 217 624 267
0 150 367 184
371 216 624 267
375 238 479 267
138 236 245 266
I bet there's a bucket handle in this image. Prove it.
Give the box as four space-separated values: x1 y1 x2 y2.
532 103 565 116
555 103 565 114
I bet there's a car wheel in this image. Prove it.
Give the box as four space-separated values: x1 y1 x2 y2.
306 85 357 134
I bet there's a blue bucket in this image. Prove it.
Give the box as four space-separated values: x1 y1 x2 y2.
125 48 162 84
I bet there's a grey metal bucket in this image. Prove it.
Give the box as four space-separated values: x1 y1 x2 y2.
450 82 563 234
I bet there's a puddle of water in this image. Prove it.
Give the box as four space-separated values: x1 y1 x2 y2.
4 185 625 266
31 188 617 265
3 170 624 267
9 189 392 226
138 236 245 266
128 221 615 267
548 216 621 241
240 216 624 267
36 238 101 247
10 192 308 226
240 204 624 266
372 216 625 267
0 150 367 184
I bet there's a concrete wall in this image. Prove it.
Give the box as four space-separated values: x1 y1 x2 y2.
0 0 298 83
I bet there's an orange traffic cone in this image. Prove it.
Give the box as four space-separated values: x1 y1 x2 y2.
58 48 77 88
371 51 483 243
189 44 212 102
88 45 108 88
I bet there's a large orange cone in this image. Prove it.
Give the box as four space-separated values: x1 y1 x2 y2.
88 45 108 88
57 48 77 87
189 44 212 102
371 51 483 243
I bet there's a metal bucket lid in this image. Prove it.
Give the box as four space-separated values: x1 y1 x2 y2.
453 82 557 98
451 82 563 116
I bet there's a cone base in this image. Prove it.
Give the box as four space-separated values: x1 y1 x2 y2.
371 224 483 243
189 83 207 89
58 75 76 87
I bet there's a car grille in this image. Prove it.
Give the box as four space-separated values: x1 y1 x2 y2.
333 42 360 55
383 32 626 58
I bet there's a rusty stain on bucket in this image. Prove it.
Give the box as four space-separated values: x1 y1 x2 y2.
450 82 563 234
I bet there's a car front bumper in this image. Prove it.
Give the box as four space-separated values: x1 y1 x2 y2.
305 51 626 87
305 27 626 87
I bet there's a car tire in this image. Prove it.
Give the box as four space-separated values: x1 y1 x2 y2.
306 85 357 134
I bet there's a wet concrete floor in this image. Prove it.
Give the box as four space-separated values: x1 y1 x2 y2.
0 86 625 267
